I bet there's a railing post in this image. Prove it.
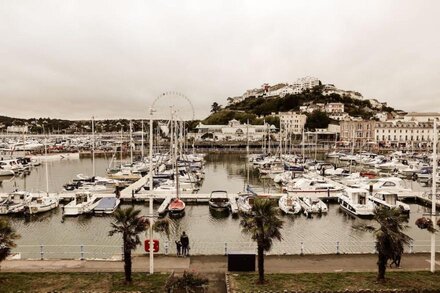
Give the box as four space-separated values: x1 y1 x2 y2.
336 241 340 255
164 241 169 255
300 241 304 255
40 244 44 260
80 244 84 260
224 242 228 256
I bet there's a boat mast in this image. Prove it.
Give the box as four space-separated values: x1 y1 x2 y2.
129 120 133 165
431 119 437 273
92 116 95 177
45 136 49 193
246 119 250 190
141 120 144 160
120 127 123 167
301 127 305 163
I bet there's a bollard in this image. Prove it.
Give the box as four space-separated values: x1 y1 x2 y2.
164 241 169 255
224 242 228 255
336 241 340 255
40 244 44 260
300 242 304 255
80 244 84 260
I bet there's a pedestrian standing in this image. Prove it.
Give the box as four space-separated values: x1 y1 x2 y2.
180 231 190 257
175 240 182 257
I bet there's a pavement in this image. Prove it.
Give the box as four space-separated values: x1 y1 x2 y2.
1 253 439 273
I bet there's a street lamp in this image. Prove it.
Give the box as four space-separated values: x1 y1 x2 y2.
148 107 155 274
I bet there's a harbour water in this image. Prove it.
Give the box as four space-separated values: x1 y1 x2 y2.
0 153 437 259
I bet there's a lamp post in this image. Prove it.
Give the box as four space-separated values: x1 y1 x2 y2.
431 119 438 273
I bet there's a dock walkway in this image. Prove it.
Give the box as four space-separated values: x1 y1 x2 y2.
2 253 438 273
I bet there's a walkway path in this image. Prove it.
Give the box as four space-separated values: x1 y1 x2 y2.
2 253 439 273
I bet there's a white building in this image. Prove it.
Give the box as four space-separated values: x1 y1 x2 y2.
7 125 29 133
325 102 344 113
279 112 307 135
194 119 273 142
403 112 440 123
375 120 439 147
322 84 363 100
293 76 320 90
329 112 350 121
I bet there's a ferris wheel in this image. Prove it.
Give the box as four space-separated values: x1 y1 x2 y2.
150 91 195 121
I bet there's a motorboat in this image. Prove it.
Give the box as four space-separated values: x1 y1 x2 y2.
93 196 120 214
285 178 344 197
63 192 102 216
0 191 31 215
337 188 375 218
359 177 413 195
369 191 410 214
208 190 231 212
278 194 302 215
299 196 328 215
236 193 255 214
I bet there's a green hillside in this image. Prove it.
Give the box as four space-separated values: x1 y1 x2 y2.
203 85 395 129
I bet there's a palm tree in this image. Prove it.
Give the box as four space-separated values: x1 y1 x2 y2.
240 198 283 284
0 218 20 264
109 207 170 283
371 207 412 282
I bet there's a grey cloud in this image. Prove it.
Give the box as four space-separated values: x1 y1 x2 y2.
0 0 439 120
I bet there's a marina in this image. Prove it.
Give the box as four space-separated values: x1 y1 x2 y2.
0 152 439 259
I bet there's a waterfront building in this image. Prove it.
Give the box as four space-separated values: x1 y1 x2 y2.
403 112 440 123
340 120 376 147
194 119 273 142
375 120 440 148
279 112 307 135
7 125 29 133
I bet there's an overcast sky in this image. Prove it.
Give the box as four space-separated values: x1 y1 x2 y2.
0 0 439 120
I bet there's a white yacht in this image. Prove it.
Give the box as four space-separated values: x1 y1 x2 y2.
360 177 413 195
285 178 344 197
63 192 102 216
0 191 31 215
369 191 410 214
338 188 375 218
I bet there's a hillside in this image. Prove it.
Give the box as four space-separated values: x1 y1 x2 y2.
203 85 396 129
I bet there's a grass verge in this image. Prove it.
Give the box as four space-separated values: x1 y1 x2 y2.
230 271 440 292
0 272 169 292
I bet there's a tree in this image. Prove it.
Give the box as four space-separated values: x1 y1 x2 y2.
361 207 411 282
305 111 331 130
240 198 283 284
0 218 20 265
211 102 222 113
109 207 170 283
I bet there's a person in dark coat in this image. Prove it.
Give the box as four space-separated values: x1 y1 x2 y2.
175 240 182 256
180 231 190 257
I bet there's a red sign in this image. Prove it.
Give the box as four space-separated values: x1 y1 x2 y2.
144 239 159 252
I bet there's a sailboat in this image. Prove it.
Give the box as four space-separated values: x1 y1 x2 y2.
168 114 186 216
24 136 59 215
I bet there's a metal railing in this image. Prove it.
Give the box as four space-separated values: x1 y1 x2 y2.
10 239 440 260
